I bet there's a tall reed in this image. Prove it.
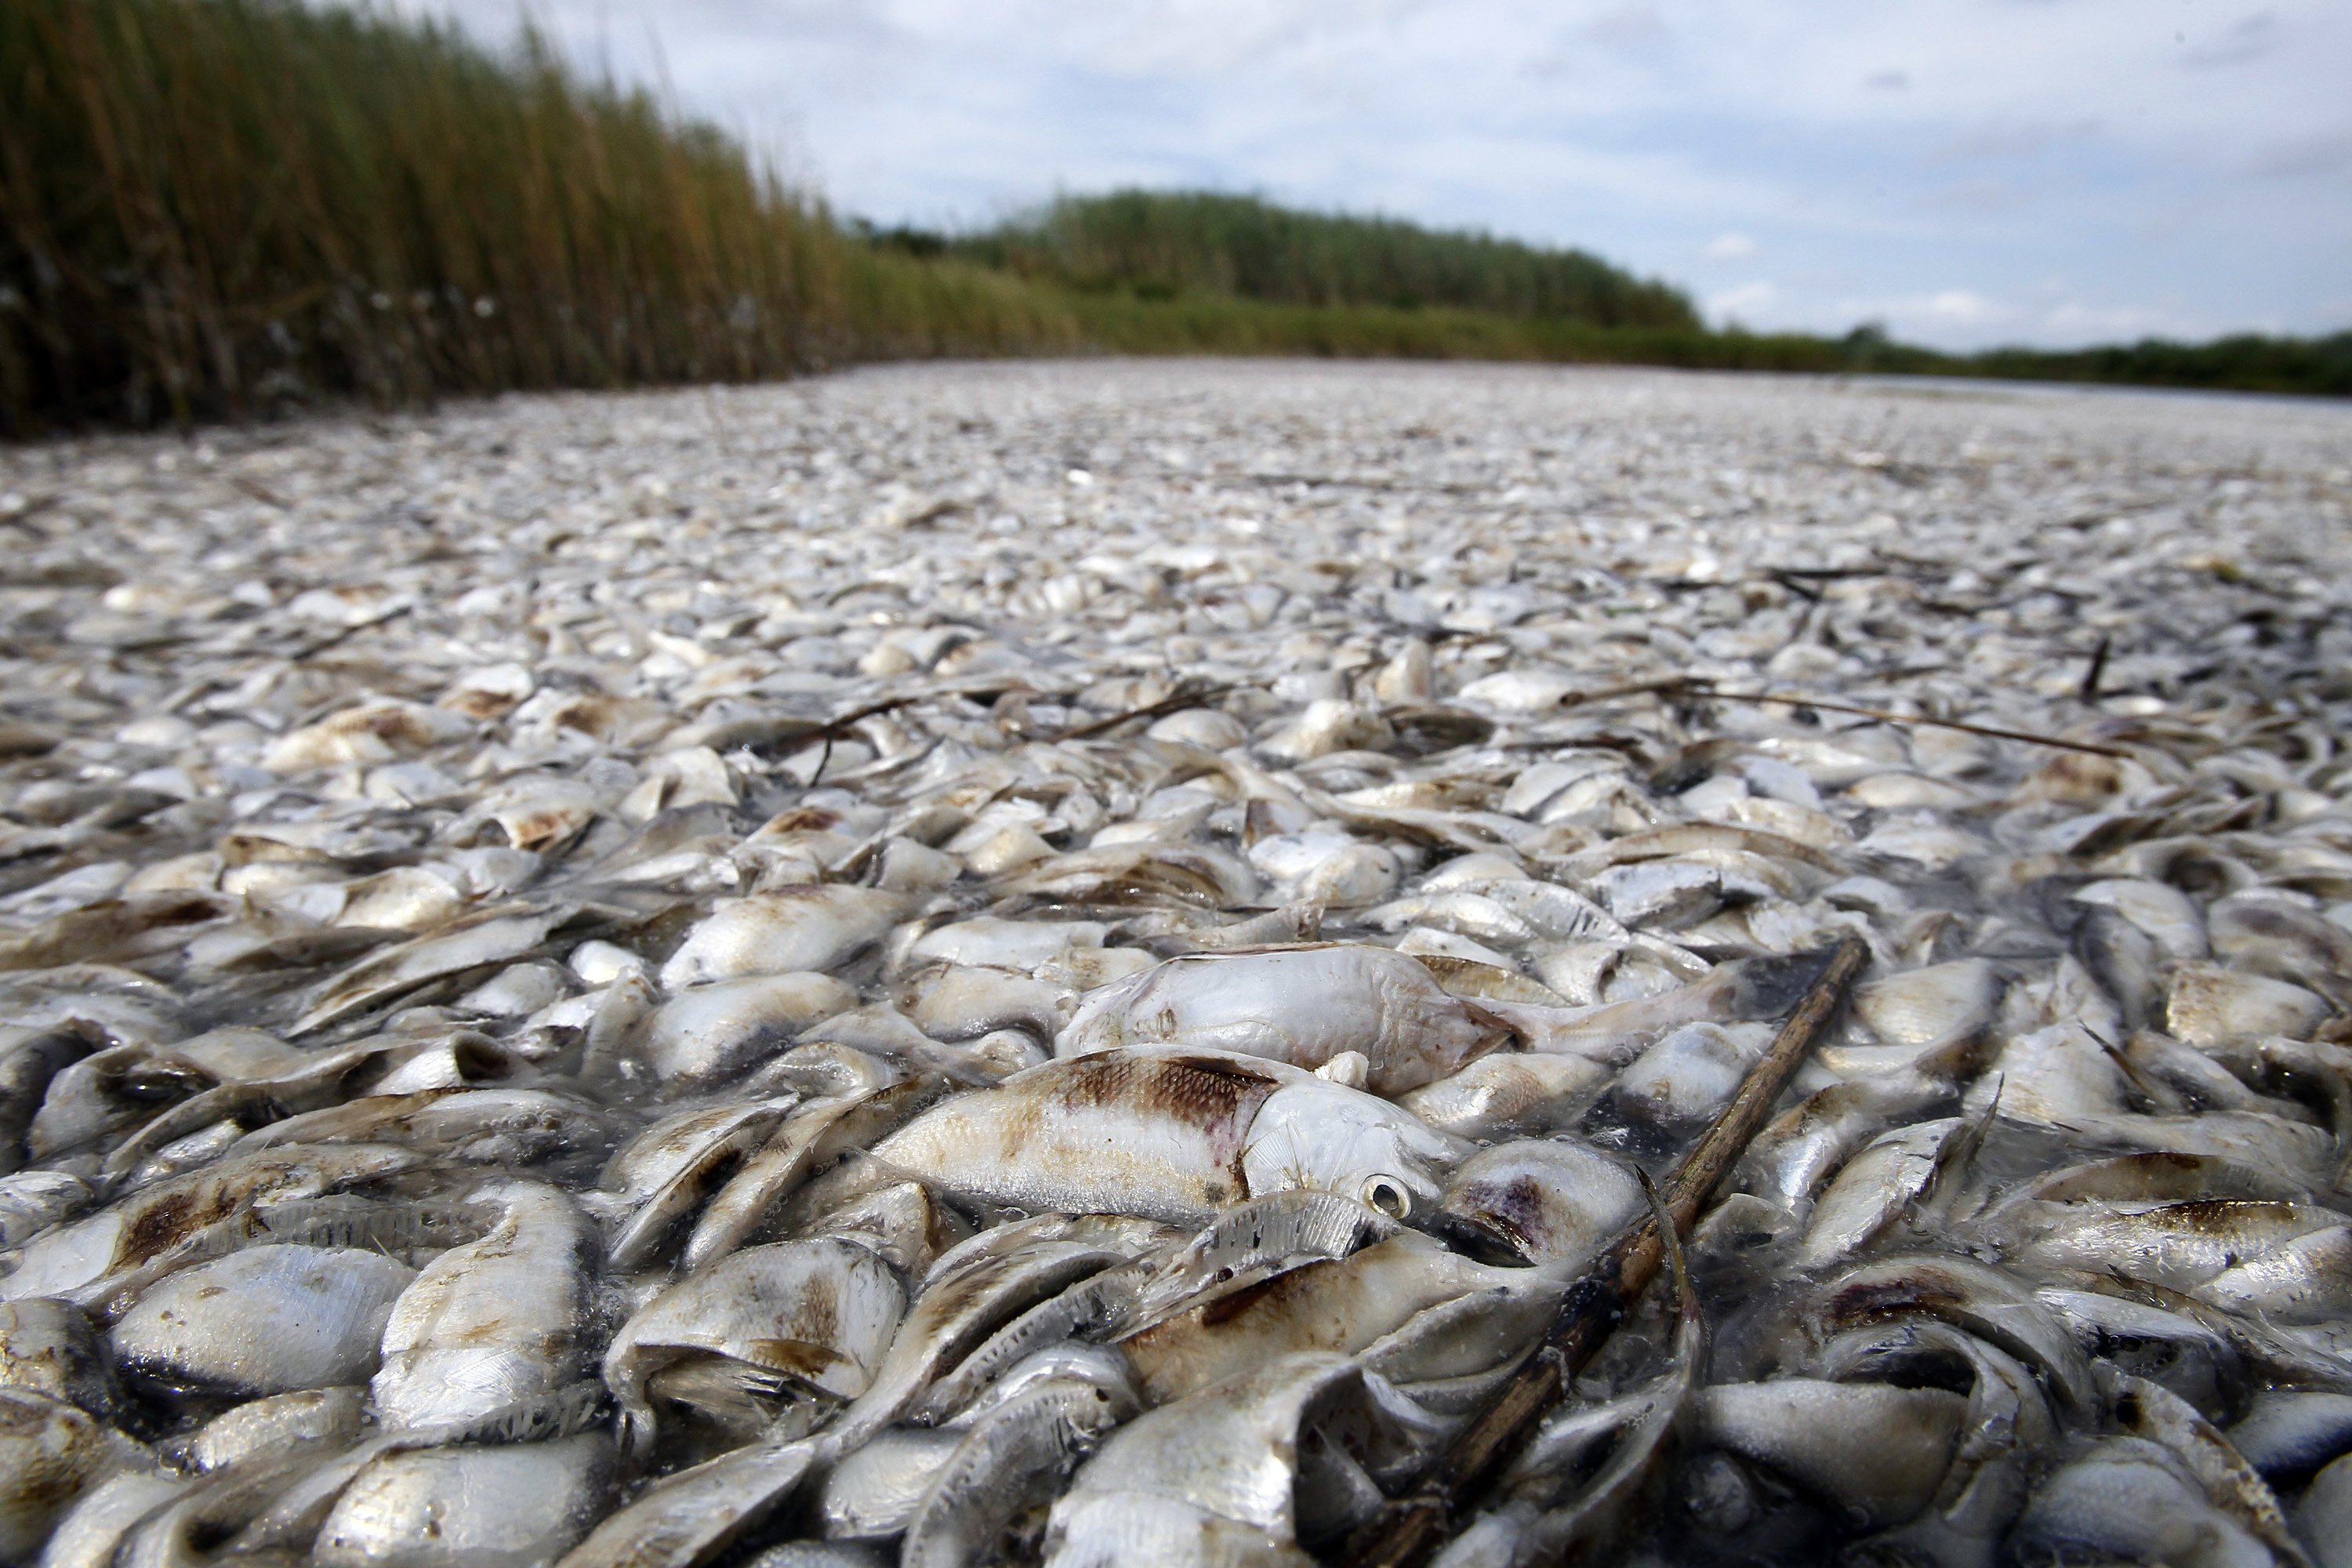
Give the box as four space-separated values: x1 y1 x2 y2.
0 0 869 429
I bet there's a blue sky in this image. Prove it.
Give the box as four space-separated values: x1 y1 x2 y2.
414 0 2352 349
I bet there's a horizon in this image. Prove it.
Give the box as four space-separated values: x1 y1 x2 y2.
407 0 2351 354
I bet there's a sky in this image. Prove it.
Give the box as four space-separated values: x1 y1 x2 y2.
411 0 2352 350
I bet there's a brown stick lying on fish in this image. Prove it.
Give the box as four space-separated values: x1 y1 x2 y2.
1338 935 1870 1568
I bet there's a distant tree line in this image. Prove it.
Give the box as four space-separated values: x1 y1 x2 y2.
898 191 1702 330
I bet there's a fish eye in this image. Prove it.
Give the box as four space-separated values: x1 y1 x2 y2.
1363 1177 1410 1218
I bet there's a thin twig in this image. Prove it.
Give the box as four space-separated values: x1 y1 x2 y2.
1046 679 1235 742
2078 635 2112 704
1338 936 1870 1568
1555 673 1703 710
1690 685 2134 759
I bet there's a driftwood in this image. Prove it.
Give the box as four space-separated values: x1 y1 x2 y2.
1335 935 1871 1568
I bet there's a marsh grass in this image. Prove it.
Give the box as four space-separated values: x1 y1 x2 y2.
2 0 861 426
0 0 1087 431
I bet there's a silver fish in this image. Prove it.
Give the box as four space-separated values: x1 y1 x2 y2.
604 1238 904 1458
107 1244 413 1399
1046 1351 1443 1563
372 1180 596 1429
313 1432 615 1568
1054 945 1501 1094
869 1048 1465 1225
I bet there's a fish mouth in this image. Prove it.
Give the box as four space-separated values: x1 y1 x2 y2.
1425 1206 1534 1267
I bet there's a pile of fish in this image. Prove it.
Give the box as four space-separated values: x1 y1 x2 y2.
2 361 2351 1567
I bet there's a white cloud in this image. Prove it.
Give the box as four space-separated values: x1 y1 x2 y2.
1925 289 2004 324
1704 230 1757 260
1708 281 1778 322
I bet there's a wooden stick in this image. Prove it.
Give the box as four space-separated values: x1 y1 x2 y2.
1690 686 2134 760
1337 936 1870 1568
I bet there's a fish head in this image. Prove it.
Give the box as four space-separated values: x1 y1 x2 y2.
1432 1138 1643 1269
1240 1081 1465 1220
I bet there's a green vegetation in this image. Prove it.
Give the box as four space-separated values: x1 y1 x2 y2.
938 190 1700 328
2 0 2343 434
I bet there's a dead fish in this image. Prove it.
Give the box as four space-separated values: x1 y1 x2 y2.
2198 1223 2352 1324
1000 843 1259 908
601 1097 800 1271
26 1029 305 1164
2228 1391 2352 1484
905 964 1066 1044
2009 1199 2344 1298
223 1381 612 1556
295 906 564 1036
554 1438 821 1568
1395 1051 1609 1142
899 1373 1137 1568
2012 1436 2275 1568
1439 1186 1702 1565
1608 1021 1774 1134
680 1078 945 1273
742 1544 888 1568
0 1168 89 1247
2167 962 2333 1051
1431 1138 1642 1270
913 1193 1392 1425
2 1143 419 1310
803 1178 973 1278
0 1387 147 1563
232 1087 622 1167
1046 1351 1444 1563
0 1298 118 1421
2108 1370 2311 1567
1696 1380 1968 1528
1736 1073 1955 1218
814 1426 963 1541
640 973 858 1086
0 894 236 974
2209 895 2352 1010
1490 950 1824 1062
313 1431 615 1568
164 1385 369 1472
1245 832 1401 908
905 920 1110 974
1113 1227 1541 1404
1852 958 1999 1051
1054 945 1501 1094
1795 1111 1984 1270
372 1180 596 1429
869 1048 1465 1226
2301 1454 2352 1568
34 1467 189 1568
2074 879 2210 962
1813 1253 2097 1417
0 1026 94 1174
107 1243 413 1399
832 1216 1164 1445
604 1238 904 1457
659 887 909 990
